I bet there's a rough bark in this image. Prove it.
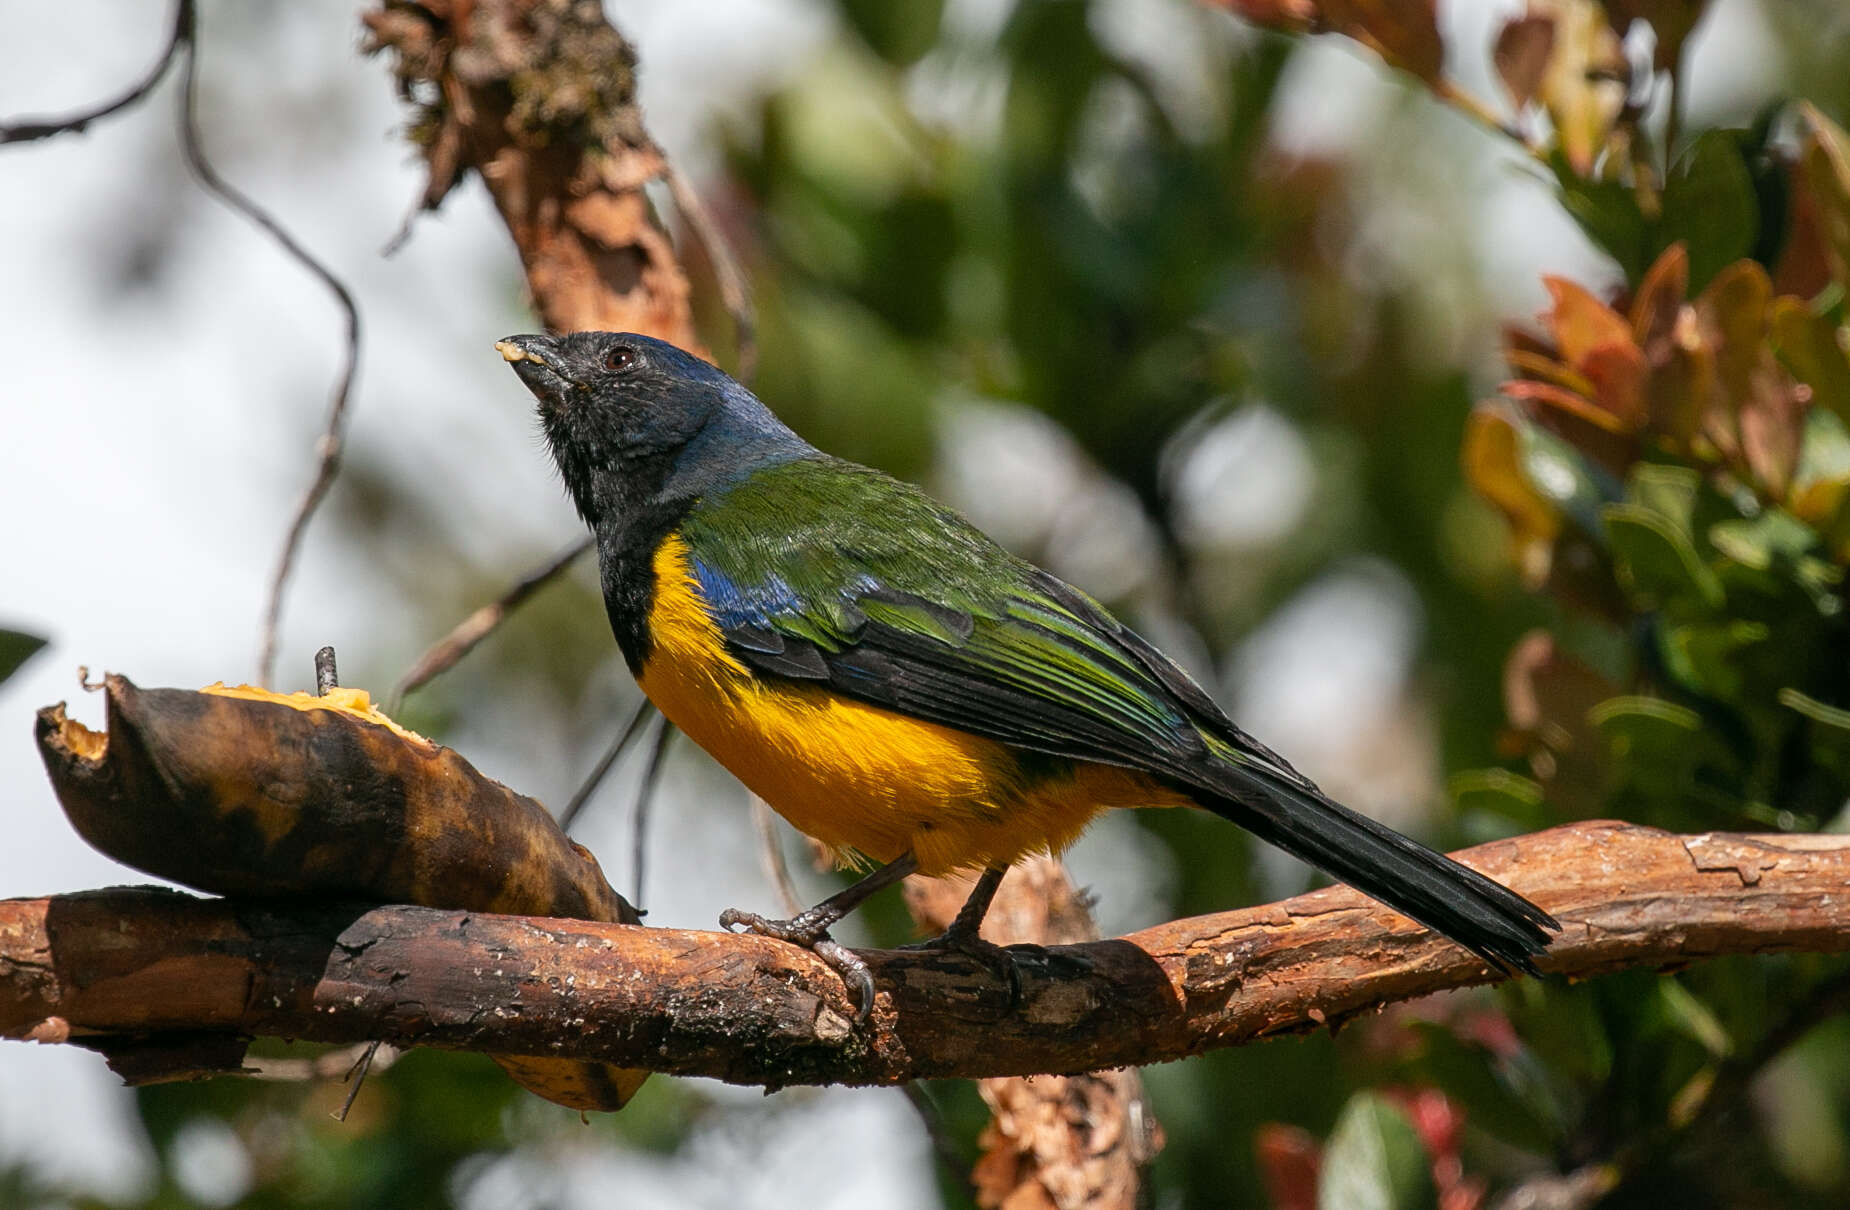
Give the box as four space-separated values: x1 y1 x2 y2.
6 822 1845 1089
362 0 698 346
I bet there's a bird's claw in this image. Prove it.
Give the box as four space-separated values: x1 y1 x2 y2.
719 906 823 946
900 926 1025 1008
720 907 878 1023
812 938 877 1024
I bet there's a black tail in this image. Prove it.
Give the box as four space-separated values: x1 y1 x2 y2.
1197 770 1558 974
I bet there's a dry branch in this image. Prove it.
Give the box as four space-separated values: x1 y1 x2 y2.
6 822 1845 1090
363 0 697 347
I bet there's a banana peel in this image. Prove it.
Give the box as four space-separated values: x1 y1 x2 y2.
36 674 649 1111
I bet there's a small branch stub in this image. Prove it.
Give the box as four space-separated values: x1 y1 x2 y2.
314 645 339 695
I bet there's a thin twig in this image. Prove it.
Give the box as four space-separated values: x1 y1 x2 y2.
752 796 806 917
1661 60 1682 176
245 1041 400 1084
6 1 361 691
0 0 191 144
557 697 655 833
333 1040 382 1121
166 20 366 687
389 536 594 710
632 716 674 908
1431 77 1548 163
663 162 757 382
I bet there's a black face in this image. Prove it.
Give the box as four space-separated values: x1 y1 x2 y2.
498 331 728 524
497 331 692 434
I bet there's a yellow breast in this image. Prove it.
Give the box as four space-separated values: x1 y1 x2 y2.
634 534 1190 876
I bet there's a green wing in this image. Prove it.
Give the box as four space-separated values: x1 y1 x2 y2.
678 457 1310 788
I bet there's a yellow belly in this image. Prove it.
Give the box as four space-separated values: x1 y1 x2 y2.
636 535 1192 877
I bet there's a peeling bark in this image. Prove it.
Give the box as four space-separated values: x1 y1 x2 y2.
362 0 698 346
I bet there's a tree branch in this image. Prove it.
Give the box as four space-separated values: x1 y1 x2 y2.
362 0 698 348
6 822 1844 1089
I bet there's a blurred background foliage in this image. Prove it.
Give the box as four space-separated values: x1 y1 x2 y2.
12 0 1850 1207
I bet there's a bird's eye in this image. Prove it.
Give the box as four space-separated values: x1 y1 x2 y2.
604 346 636 372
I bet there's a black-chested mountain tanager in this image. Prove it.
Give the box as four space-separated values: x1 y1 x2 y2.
497 331 1557 1016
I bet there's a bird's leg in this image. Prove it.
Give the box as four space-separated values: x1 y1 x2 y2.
939 864 1007 946
900 865 1023 1004
720 852 920 1022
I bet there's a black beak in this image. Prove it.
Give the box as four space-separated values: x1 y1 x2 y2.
496 334 573 394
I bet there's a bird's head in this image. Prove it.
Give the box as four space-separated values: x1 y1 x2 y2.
497 331 806 526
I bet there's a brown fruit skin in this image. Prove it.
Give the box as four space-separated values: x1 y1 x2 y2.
37 673 648 1110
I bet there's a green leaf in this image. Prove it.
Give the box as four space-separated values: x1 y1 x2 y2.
1504 977 1614 1089
1317 1093 1436 1210
1555 159 1649 282
0 629 46 687
1791 406 1850 519
1707 511 1817 569
1660 132 1760 294
1779 689 1850 781
1589 694 1703 733
1603 503 1724 612
1626 463 1702 534
1709 509 1841 604
1660 619 1769 700
1656 979 1734 1058
1771 298 1850 430
1450 768 1546 819
1587 695 1743 814
1780 687 1850 731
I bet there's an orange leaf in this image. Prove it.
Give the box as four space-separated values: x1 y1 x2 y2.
1798 101 1850 288
1503 379 1640 473
1697 259 1774 429
1506 348 1596 396
1543 276 1635 369
1319 0 1444 83
1255 1125 1321 1210
1494 14 1555 110
1464 406 1562 584
1629 243 1691 349
1202 0 1318 29
1580 340 1649 426
1535 0 1628 176
1644 306 1714 447
1503 379 1632 434
1738 371 1804 499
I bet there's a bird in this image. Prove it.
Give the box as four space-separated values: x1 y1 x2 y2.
497 330 1557 1017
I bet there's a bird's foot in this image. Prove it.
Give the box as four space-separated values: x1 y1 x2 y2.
720 907 878 1024
899 923 1025 1007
